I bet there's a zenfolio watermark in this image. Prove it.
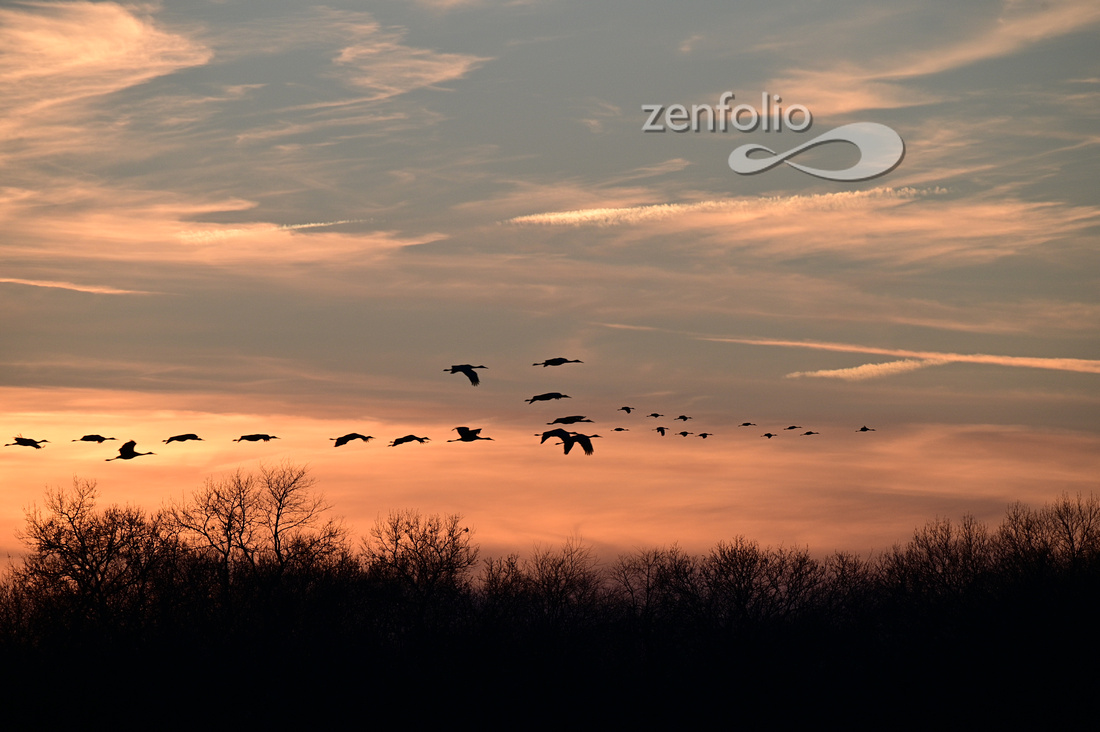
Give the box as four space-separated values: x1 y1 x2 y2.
641 91 904 182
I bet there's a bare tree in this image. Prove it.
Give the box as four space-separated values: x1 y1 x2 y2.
16 479 176 622
363 509 479 603
170 463 346 587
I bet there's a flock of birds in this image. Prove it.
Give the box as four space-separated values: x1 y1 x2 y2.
4 357 877 461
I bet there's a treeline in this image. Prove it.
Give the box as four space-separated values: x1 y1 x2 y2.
1 466 1097 722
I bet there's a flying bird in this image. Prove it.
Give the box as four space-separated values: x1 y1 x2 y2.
653 427 668 436
784 426 802 431
5 435 48 449
739 422 756 427
761 433 777 439
611 427 629 432
526 392 571 404
234 434 279 442
533 357 583 367
677 431 693 437
445 364 487 386
618 406 635 414
536 428 573 445
73 434 115 443
331 433 373 447
857 426 877 432
802 431 819 436
105 440 154 461
646 413 663 419
674 415 693 422
547 416 593 425
567 433 601 456
163 433 203 444
449 426 493 442
697 432 713 439
390 435 430 446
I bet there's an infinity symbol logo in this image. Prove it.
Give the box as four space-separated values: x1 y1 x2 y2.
728 122 904 181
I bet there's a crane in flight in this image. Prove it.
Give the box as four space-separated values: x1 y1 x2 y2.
445 364 487 386
533 357 583 367
547 416 592 425
5 435 48 449
164 434 203 444
234 434 279 442
331 433 373 447
448 426 493 442
390 435 430 447
526 392 571 404
106 440 154 461
73 435 115 443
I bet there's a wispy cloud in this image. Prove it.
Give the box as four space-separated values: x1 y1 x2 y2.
0 278 154 295
705 336 1100 377
787 359 947 381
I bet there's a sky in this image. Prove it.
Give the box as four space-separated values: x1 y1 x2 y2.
2 0 1098 562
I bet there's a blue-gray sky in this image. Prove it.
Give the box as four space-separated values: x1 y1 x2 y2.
2 0 1098 559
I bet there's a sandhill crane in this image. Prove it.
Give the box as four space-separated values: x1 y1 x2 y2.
390 435 430 447
164 433 203 444
5 435 48 449
611 427 629 432
647 413 663 419
331 433 373 447
802 431 819 436
857 426 876 432
676 431 693 437
761 433 777 439
533 357 583 367
568 433 600 456
618 406 635 414
697 432 713 439
739 422 756 427
526 392 571 404
105 440 154 461
536 428 573 445
675 415 692 422
653 426 668 436
449 426 493 442
73 434 115 443
445 364 487 386
784 425 802 431
547 416 593 425
234 434 279 442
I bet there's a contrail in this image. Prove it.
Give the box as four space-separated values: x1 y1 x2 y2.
0 278 154 295
702 336 1100 376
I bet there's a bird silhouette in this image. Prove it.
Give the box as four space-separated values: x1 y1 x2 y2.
105 440 154 461
802 431 819 436
547 416 593 425
234 434 279 442
857 426 876 432
525 392 571 404
73 434 115 443
739 422 756 427
536 428 573 445
568 433 601 456
618 406 635 414
390 435 430 446
163 433 203 444
784 425 802 431
449 426 493 442
611 427 629 432
445 364 487 386
331 433 373 447
653 426 668 436
675 415 693 422
761 433 777 439
646 413 663 419
697 432 713 439
5 435 48 449
533 357 583 367
676 431 693 437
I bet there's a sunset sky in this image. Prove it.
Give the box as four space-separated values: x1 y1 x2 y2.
2 0 1098 562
